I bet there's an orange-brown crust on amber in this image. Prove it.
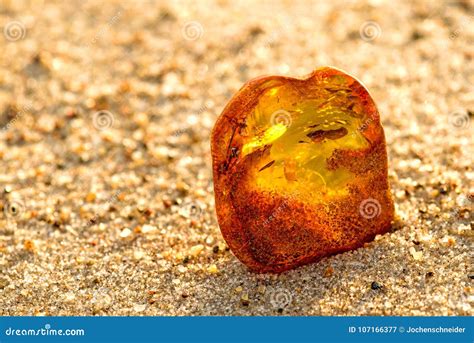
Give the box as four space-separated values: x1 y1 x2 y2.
211 67 394 273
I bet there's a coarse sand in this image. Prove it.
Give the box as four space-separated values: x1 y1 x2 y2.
0 0 472 315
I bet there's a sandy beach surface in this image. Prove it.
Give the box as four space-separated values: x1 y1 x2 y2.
0 0 472 316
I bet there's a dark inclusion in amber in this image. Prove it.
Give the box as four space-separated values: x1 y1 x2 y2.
211 67 394 273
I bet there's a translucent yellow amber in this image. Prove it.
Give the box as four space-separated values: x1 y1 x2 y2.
211 67 394 273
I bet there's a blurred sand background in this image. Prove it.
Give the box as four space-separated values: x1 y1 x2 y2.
0 0 472 315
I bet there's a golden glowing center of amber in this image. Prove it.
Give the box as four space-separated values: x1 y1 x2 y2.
241 83 369 199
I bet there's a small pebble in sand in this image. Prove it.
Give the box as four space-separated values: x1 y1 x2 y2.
440 236 456 247
241 293 250 306
141 224 157 234
24 240 36 252
133 303 147 312
189 244 204 257
323 266 334 277
371 281 382 290
207 264 218 274
64 292 76 302
120 228 132 238
409 247 423 261
59 208 71 223
85 192 96 203
134 250 145 260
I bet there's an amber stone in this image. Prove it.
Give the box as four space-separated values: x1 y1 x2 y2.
211 67 394 273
